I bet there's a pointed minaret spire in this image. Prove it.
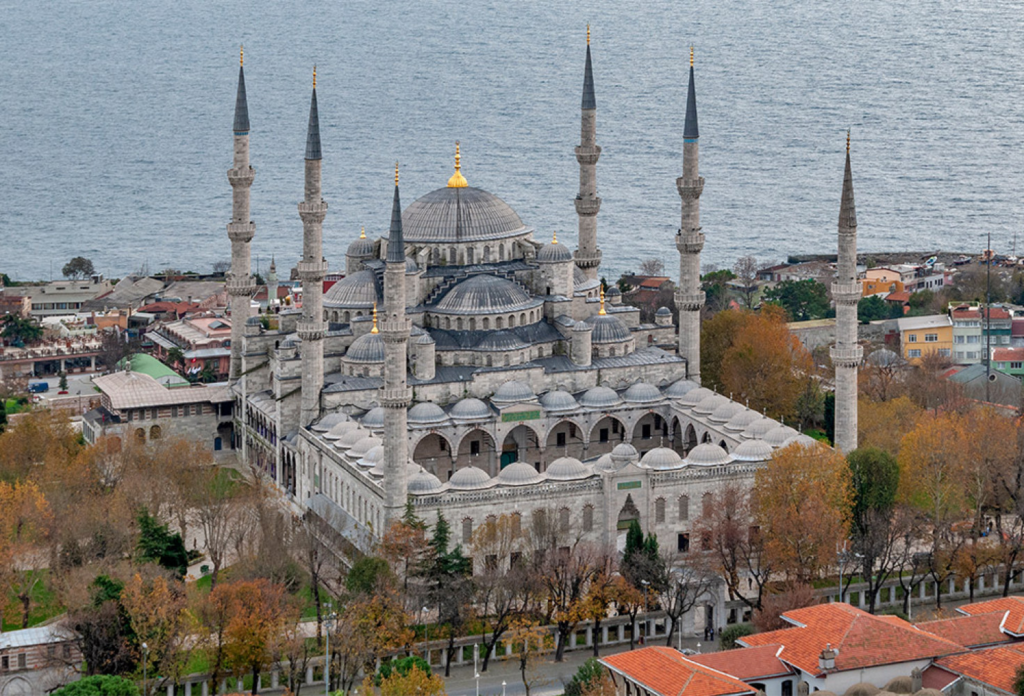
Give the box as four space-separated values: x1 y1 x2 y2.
305 66 322 161
684 47 699 140
574 25 603 280
582 26 596 110
233 46 250 135
387 162 405 263
831 130 862 453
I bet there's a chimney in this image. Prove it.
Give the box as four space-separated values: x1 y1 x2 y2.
911 668 922 693
819 643 836 672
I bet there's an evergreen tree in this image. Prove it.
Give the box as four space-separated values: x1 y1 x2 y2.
622 520 667 592
59 372 69 391
135 509 189 578
823 392 836 445
0 399 7 434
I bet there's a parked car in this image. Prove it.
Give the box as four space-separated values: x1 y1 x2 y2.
28 382 49 393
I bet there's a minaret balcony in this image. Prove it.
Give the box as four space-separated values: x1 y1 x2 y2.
575 145 601 165
227 221 255 243
676 176 704 199
830 344 864 367
675 290 706 312
831 282 862 304
380 387 412 408
296 260 329 281
574 249 602 268
226 276 257 296
574 196 602 217
227 167 255 188
296 321 325 341
298 200 328 222
675 232 705 254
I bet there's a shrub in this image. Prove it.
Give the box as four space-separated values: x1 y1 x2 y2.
719 623 755 650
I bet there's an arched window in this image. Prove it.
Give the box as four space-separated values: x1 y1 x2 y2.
135 428 146 443
520 313 526 326
469 318 476 331
445 317 452 329
509 314 516 328
449 247 457 264
462 518 473 545
582 505 594 532
483 317 489 330
499 245 505 261
702 492 713 517
511 512 522 536
678 495 689 521
457 318 464 330
559 508 570 533
655 497 666 524
467 247 475 264
609 347 617 357
532 509 546 535
150 425 162 440
496 317 503 329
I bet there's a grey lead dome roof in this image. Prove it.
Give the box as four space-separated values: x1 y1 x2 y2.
536 239 573 263
665 379 700 399
497 462 541 486
434 275 541 316
408 402 449 425
450 397 492 420
323 270 380 309
492 380 535 404
623 382 663 404
449 466 492 490
408 468 444 494
640 447 684 470
361 407 385 429
732 439 775 462
546 457 590 480
579 386 622 409
346 332 385 363
584 313 631 343
540 390 579 412
347 235 375 258
402 186 529 243
686 443 731 466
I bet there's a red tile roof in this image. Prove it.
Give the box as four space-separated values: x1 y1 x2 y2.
951 306 1011 320
936 644 1024 694
920 665 960 691
918 613 1013 648
690 645 794 681
959 598 1024 637
138 301 201 315
740 603 965 676
601 647 754 696
993 348 1024 363
886 291 912 303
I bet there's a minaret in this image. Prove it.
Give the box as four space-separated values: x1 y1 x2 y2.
266 256 278 309
675 47 705 383
227 46 256 382
574 25 602 280
380 163 412 522
830 132 862 453
297 67 329 428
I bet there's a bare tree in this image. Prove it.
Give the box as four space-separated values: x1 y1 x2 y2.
661 553 718 647
733 256 760 309
639 258 664 276
212 260 232 275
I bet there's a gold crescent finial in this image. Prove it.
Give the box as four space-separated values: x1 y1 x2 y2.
690 46 694 67
447 141 468 188
599 287 606 315
371 303 379 333
587 24 591 46
552 230 558 244
846 129 851 154
360 226 366 239
313 65 317 89
240 45 244 67
395 162 399 186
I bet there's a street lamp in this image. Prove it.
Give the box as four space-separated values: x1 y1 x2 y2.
640 580 650 642
325 601 337 696
475 672 481 696
503 681 507 696
141 642 148 696
422 605 430 661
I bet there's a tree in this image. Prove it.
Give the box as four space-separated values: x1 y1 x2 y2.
0 315 43 345
366 659 445 696
68 575 137 677
420 512 473 676
566 658 608 696
763 279 831 321
754 583 818 632
1014 663 1024 696
733 256 760 309
753 441 853 582
346 556 393 596
857 295 892 323
0 479 53 628
621 520 666 593
52 675 140 696
718 624 755 650
638 258 664 276
823 392 836 445
331 589 413 693
860 348 908 402
661 554 717 647
62 257 96 280
505 617 550 696
905 352 965 414
58 371 69 392
610 574 644 650
120 572 195 693
858 397 923 457
540 538 601 662
848 448 901 612
702 269 737 314
135 509 188 578
165 348 185 373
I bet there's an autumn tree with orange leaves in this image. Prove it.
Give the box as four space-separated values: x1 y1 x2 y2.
753 441 853 583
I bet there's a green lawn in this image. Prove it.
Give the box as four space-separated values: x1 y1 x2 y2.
4 398 31 415
3 570 63 631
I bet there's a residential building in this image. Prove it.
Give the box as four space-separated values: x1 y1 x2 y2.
0 624 80 695
933 645 1024 696
0 336 103 379
865 264 950 293
949 304 1013 364
19 277 113 317
80 275 163 312
0 290 31 318
947 364 1022 411
602 646 755 696
992 348 1024 378
862 277 904 298
897 315 953 364
149 316 233 381
1012 318 1024 348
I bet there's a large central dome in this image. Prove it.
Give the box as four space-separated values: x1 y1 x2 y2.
402 187 530 243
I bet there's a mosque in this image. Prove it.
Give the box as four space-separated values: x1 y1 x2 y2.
226 37 861 557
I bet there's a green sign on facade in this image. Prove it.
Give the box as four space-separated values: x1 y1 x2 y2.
501 410 542 423
617 481 642 490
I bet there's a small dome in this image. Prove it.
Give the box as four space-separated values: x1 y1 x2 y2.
245 316 261 326
323 269 380 309
415 333 435 345
369 456 419 479
537 238 573 264
336 427 368 449
585 313 631 343
606 286 621 297
594 453 617 472
450 397 492 421
350 436 382 460
407 468 444 494
435 275 539 316
743 418 778 439
357 444 385 468
623 382 663 404
679 387 715 408
725 409 761 432
579 386 622 409
571 320 591 333
665 379 700 399
346 332 385 363
794 434 819 447
347 234 375 259
324 421 360 440
312 412 349 432
540 390 579 412
868 348 901 367
497 462 542 486
361 407 385 429
655 307 672 316
844 683 880 696
640 447 684 470
709 401 743 424
492 380 535 404
610 443 639 467
764 425 799 448
732 439 774 462
408 402 449 425
546 457 590 481
686 443 731 466
449 466 492 490
693 394 729 415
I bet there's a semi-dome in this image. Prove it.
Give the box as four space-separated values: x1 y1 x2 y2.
357 444 385 468
540 390 579 412
546 457 589 481
408 402 449 425
743 418 777 439
584 313 631 343
449 466 492 490
594 453 617 473
402 186 530 243
492 380 535 404
764 425 799 448
679 387 715 408
434 275 540 315
623 382 662 404
497 462 541 486
346 234 375 259
693 394 729 415
574 265 601 292
407 467 444 494
349 436 382 460
709 402 743 424
346 332 385 363
336 427 368 449
640 447 684 470
725 409 761 432
665 379 700 399
415 332 435 345
685 443 731 466
323 270 380 309
732 439 775 462
312 412 349 432
450 397 492 421
610 443 639 468
536 237 573 263
324 420 360 440
476 331 531 351
579 386 622 409
361 407 385 429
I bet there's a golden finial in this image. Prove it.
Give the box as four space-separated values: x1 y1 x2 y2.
240 45 244 67
360 226 366 239
447 141 468 188
846 129 851 154
552 231 558 244
599 287 607 315
371 303 379 334
395 161 399 186
313 65 317 89
690 46 694 67
587 24 591 46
